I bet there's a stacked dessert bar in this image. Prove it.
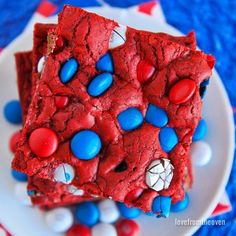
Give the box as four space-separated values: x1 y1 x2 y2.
13 5 214 215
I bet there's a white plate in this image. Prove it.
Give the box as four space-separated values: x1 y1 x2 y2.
0 6 234 236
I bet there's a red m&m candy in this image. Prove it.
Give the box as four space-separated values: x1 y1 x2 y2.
116 219 140 236
55 96 69 108
169 79 196 104
9 130 21 153
66 224 91 236
29 128 58 158
124 188 143 204
137 60 155 83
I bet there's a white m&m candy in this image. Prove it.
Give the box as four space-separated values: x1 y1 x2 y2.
45 207 73 233
109 25 127 49
67 185 84 196
37 56 45 73
54 163 75 184
14 182 32 206
98 199 120 223
92 223 117 236
191 141 212 166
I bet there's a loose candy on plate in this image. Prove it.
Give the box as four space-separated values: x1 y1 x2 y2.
191 141 212 166
75 202 100 227
11 169 28 182
14 182 32 206
29 127 58 158
3 100 22 124
98 199 120 223
54 163 75 184
9 130 21 153
171 193 190 212
60 58 79 83
92 223 117 236
66 224 91 236
70 130 102 160
117 107 143 131
152 196 172 218
117 203 141 219
45 207 73 233
159 127 178 153
193 119 207 141
87 72 113 97
116 219 140 236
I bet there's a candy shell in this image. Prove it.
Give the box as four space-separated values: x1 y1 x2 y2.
37 56 45 73
88 73 113 97
116 219 140 236
191 141 212 166
109 25 127 49
159 127 178 153
60 58 78 83
66 224 91 236
96 52 114 73
55 96 69 108
145 104 168 128
54 163 75 184
3 100 22 124
193 119 207 141
117 107 143 131
152 196 172 218
124 188 143 203
11 169 28 182
117 203 141 219
92 223 117 236
98 199 120 223
45 208 73 233
29 127 58 158
169 79 196 104
171 193 189 212
75 202 99 227
14 182 32 206
71 130 101 160
137 60 155 83
9 130 21 153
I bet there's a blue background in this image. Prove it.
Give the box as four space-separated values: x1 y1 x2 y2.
0 0 235 235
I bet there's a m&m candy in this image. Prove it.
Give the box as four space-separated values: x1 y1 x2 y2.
11 169 28 182
29 127 58 158
45 208 73 233
96 52 114 73
55 96 69 109
54 163 75 184
193 119 207 141
171 193 189 212
116 219 140 236
117 107 143 131
75 202 100 227
152 196 172 218
37 56 45 73
66 224 91 236
3 100 22 124
87 73 113 97
117 203 141 219
159 127 178 153
145 104 168 128
137 60 155 83
169 79 196 104
60 58 79 83
92 223 117 236
70 130 101 160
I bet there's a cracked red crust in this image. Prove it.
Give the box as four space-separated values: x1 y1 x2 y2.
13 6 213 212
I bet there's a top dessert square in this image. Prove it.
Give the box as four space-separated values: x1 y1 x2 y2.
13 5 214 213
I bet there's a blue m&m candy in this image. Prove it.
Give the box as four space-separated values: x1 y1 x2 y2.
117 202 141 219
96 52 114 73
159 127 178 153
60 58 78 83
11 169 28 182
171 193 189 212
88 73 113 97
199 79 210 98
145 104 168 128
117 107 143 131
152 196 172 218
3 100 22 124
71 130 101 160
193 119 207 141
75 202 100 226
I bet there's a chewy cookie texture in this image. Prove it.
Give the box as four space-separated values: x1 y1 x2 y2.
13 5 214 215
